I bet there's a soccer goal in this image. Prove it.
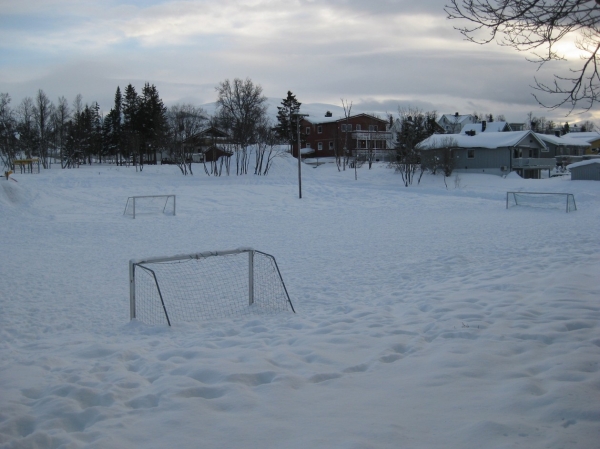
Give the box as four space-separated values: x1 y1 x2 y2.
129 248 295 325
506 192 577 213
124 195 176 219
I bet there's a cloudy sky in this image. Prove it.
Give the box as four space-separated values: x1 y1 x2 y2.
1 0 596 124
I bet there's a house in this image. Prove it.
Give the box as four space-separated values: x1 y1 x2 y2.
567 160 600 180
178 126 233 163
295 113 391 162
437 113 477 134
563 132 600 155
461 121 512 134
535 133 591 168
418 130 554 179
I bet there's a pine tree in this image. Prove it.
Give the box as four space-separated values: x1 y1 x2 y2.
275 91 301 153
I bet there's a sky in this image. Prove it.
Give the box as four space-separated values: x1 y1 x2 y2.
1 0 598 125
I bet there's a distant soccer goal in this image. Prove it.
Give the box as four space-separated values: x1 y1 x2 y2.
506 192 577 213
129 248 295 325
124 195 176 219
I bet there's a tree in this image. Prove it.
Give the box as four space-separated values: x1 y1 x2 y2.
0 93 18 171
52 96 70 168
341 99 353 173
34 89 54 168
139 83 168 166
446 0 600 113
275 91 301 153
215 78 268 175
16 97 37 159
579 120 596 131
254 119 286 176
393 108 438 187
123 84 141 168
166 103 207 175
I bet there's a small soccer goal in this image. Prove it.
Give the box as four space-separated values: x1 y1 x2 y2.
129 248 295 325
124 195 176 219
506 192 577 213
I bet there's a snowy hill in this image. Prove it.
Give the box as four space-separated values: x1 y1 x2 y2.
1 158 599 449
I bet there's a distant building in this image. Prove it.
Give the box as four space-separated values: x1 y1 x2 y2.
437 113 477 134
296 113 391 162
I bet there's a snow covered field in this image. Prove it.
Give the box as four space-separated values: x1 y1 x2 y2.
1 157 599 449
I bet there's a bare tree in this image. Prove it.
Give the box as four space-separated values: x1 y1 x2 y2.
254 119 286 176
215 78 268 175
34 89 54 168
17 97 37 159
0 93 18 171
166 104 207 175
341 99 353 172
446 0 600 113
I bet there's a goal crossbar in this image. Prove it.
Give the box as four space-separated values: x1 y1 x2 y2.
129 248 295 325
506 192 576 213
124 195 176 219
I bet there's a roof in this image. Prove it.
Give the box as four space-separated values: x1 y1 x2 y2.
536 133 591 147
563 132 600 143
303 113 388 126
567 159 600 169
419 130 546 150
438 114 473 125
461 122 510 134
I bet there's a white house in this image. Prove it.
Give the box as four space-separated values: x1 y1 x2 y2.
437 113 477 134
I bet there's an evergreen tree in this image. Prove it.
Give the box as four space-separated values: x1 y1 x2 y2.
122 84 140 166
139 83 167 165
275 91 301 152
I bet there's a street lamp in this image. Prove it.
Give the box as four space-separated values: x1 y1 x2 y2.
292 112 309 199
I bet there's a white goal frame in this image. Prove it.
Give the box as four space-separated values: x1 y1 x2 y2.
124 195 176 219
129 248 295 325
506 192 576 213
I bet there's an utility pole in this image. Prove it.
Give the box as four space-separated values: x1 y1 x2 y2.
292 112 309 199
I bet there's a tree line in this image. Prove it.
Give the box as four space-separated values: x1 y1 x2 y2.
0 78 295 176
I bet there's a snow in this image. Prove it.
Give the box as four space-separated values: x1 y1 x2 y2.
1 157 599 449
567 159 600 169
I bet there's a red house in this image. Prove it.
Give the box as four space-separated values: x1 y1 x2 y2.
293 113 392 161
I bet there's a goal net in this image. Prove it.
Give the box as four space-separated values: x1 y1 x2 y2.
124 195 176 219
506 192 577 213
129 248 295 325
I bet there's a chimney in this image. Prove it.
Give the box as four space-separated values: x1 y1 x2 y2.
554 130 561 137
325 111 332 117
481 120 487 132
455 112 459 117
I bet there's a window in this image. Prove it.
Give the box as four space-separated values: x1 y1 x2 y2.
306 127 310 135
467 150 475 159
329 141 334 150
317 125 322 134
369 125 378 132
318 142 323 151
356 124 361 131
342 124 352 132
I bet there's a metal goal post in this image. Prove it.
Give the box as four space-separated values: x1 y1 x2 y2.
506 192 576 213
124 195 176 219
129 248 295 325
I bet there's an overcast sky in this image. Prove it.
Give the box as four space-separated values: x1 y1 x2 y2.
1 0 597 125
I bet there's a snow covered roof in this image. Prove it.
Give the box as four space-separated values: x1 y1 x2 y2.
438 114 473 124
566 159 600 169
562 132 600 143
419 130 545 150
461 122 510 134
536 133 591 147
